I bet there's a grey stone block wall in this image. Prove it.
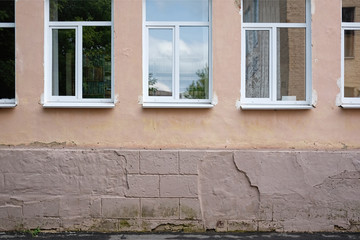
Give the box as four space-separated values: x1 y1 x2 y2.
0 148 359 232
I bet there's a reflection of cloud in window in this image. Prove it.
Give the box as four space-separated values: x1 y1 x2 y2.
149 35 208 91
146 0 208 22
149 37 172 58
152 81 171 92
180 39 208 72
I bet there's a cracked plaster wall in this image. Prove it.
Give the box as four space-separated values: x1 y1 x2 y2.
0 0 359 150
0 149 359 232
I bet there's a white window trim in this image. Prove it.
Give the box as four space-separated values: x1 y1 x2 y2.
340 22 360 108
0 3 16 108
43 0 115 108
142 0 213 109
239 0 312 110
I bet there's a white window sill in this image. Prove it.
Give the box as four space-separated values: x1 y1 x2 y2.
0 103 17 108
142 102 214 109
43 102 115 108
340 104 360 109
240 104 314 110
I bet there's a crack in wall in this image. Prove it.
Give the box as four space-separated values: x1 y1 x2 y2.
197 157 206 230
114 151 129 190
232 154 261 204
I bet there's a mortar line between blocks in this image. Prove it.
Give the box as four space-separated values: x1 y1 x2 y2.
140 198 142 219
100 198 103 217
178 151 180 174
178 197 180 220
158 175 160 197
138 151 140 174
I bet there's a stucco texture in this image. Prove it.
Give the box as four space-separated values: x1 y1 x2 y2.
0 0 358 149
0 149 359 232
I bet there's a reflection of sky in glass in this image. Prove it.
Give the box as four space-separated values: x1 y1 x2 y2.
149 28 173 95
180 27 208 96
148 28 208 95
146 0 208 22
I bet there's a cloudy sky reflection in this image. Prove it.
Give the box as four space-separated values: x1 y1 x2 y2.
147 0 209 97
146 0 208 22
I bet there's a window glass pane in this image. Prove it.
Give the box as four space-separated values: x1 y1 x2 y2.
50 0 111 21
342 7 355 22
342 1 360 22
0 0 14 23
52 29 75 96
344 30 354 58
146 0 208 22
180 27 208 99
344 30 360 98
83 26 111 99
277 28 306 101
0 28 15 99
246 30 269 98
148 28 173 97
243 0 305 23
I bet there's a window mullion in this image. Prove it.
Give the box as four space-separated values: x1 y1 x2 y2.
341 28 345 102
144 27 149 98
174 25 180 100
271 26 277 102
306 2 312 103
77 25 83 100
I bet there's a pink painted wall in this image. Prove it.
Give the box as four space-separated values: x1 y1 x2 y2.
0 0 359 149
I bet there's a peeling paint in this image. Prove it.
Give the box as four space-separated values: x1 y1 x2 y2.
336 93 342 107
122 48 133 57
312 89 318 107
138 95 143 105
211 92 218 106
40 93 44 105
234 0 241 10
114 94 119 104
235 100 241 110
311 0 315 15
337 78 341 89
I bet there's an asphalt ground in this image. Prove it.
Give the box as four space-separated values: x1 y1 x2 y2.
1 232 360 240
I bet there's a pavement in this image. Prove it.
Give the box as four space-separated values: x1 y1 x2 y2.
1 232 360 240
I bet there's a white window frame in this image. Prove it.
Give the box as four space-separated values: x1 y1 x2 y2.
0 1 16 108
142 0 213 108
239 0 312 110
341 22 360 108
43 0 114 108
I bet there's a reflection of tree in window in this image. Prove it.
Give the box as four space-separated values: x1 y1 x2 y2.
82 26 111 99
183 65 208 99
50 0 112 99
0 1 14 22
0 28 15 99
148 73 158 96
55 29 75 96
50 0 111 21
0 0 15 100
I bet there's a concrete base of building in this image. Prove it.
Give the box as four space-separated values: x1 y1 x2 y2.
0 148 359 232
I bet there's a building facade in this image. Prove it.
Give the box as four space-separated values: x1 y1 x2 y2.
0 0 359 232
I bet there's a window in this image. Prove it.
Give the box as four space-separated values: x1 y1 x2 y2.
240 0 312 110
0 0 15 107
343 7 355 58
143 0 213 108
43 0 114 108
341 1 360 107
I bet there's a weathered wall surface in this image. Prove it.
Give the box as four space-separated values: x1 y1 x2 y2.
0 149 359 232
0 0 358 149
1 0 359 233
